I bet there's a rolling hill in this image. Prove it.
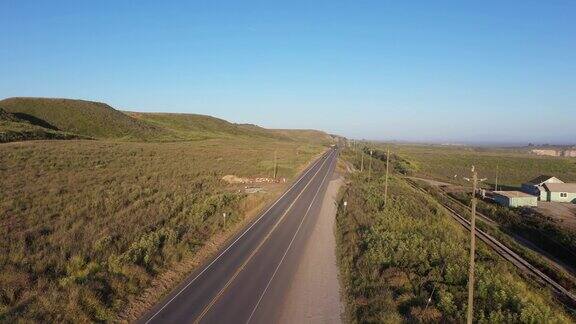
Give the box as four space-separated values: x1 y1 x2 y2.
0 107 82 142
126 112 289 141
0 97 168 140
0 97 337 145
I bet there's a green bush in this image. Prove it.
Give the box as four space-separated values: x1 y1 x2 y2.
336 149 572 323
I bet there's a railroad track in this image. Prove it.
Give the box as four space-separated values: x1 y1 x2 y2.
405 180 576 308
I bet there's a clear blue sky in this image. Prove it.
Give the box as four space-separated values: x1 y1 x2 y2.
1 1 575 144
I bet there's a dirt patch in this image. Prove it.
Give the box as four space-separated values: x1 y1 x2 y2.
222 174 287 184
535 201 576 231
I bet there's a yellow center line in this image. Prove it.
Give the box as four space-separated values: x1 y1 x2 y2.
192 150 335 324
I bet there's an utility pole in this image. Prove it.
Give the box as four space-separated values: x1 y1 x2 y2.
467 166 478 324
368 149 373 180
462 166 486 324
360 152 364 172
273 150 278 179
384 147 390 207
494 164 499 191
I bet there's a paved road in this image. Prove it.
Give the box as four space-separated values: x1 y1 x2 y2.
139 147 339 324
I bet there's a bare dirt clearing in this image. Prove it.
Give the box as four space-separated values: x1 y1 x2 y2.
535 202 576 231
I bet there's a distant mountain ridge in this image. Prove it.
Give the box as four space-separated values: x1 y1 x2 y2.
0 97 336 144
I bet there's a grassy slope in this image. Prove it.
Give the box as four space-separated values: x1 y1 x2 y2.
126 112 289 141
0 107 83 142
270 128 336 146
336 148 572 323
0 97 336 146
0 97 170 140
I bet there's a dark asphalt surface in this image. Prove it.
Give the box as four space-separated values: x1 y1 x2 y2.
139 147 339 324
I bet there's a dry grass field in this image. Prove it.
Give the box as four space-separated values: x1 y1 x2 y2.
388 144 576 187
0 97 333 322
0 138 325 322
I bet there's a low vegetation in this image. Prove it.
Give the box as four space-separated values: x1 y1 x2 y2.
0 107 83 143
388 144 576 186
1 97 167 141
448 191 576 277
0 97 339 144
411 180 576 296
0 97 333 322
380 143 576 279
336 148 573 323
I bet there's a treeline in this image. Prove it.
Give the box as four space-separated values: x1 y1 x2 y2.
336 148 572 323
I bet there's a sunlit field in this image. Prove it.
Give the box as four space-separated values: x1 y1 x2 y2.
0 138 323 322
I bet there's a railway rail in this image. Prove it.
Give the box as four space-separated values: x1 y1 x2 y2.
405 180 576 309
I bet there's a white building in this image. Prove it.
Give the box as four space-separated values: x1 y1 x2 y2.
542 183 576 203
521 175 564 201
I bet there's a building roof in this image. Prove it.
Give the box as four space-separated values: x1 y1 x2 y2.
525 175 563 185
543 183 576 193
494 191 538 199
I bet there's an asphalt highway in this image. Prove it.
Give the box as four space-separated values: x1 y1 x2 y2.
139 147 339 324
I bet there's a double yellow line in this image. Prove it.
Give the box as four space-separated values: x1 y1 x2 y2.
193 149 336 323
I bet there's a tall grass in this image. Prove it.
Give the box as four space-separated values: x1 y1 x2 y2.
336 148 572 323
0 138 323 322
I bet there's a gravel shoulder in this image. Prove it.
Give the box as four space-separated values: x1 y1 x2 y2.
277 174 344 324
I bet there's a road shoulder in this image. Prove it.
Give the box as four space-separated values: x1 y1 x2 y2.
277 173 344 324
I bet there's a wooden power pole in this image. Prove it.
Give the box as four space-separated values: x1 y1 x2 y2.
467 166 478 324
273 150 278 179
360 153 364 172
368 149 373 180
384 147 390 206
494 164 499 191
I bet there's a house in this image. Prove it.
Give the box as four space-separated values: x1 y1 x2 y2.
521 175 564 201
542 183 576 203
493 191 538 207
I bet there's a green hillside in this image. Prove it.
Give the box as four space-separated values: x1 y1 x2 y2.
127 112 288 141
0 97 169 140
0 107 82 143
0 97 336 145
270 129 336 145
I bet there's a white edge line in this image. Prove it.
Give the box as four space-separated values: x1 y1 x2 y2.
245 150 337 323
144 149 333 323
192 150 335 323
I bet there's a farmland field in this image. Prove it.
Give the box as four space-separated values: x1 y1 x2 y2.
387 144 576 187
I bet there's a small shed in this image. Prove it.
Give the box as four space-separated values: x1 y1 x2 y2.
542 183 576 203
493 191 538 207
